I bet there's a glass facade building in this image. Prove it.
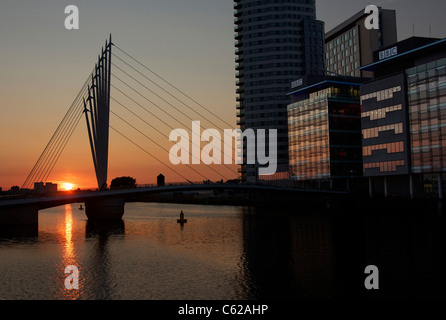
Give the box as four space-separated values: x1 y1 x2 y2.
360 37 446 198
407 58 446 174
360 73 410 177
288 79 363 185
234 0 325 182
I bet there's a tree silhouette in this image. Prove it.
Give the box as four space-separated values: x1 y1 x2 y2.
110 176 136 189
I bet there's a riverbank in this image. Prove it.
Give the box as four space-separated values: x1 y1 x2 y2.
126 190 446 215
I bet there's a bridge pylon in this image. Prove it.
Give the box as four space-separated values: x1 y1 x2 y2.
83 35 112 191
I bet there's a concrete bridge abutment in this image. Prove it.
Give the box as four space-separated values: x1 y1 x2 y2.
0 204 39 225
85 198 125 221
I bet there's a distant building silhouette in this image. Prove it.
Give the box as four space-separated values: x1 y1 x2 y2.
34 182 58 195
157 174 165 186
34 182 45 194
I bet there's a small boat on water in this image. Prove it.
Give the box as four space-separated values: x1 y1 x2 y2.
177 210 187 223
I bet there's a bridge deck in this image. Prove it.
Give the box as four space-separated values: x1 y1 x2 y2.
0 183 348 210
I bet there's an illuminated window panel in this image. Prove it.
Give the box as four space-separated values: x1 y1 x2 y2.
363 160 405 173
363 141 404 156
361 104 403 120
362 123 403 139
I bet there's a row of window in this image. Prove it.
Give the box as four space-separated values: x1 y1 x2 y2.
363 160 405 173
245 120 288 126
410 118 446 134
246 112 287 119
326 45 358 67
245 86 292 95
241 1 314 9
243 13 314 24
326 37 358 57
239 21 310 31
327 52 358 67
289 110 327 124
242 79 294 87
361 104 402 121
363 141 405 157
240 5 315 16
245 103 286 110
327 62 359 76
362 123 404 139
244 62 306 72
289 139 328 150
361 86 402 103
246 54 305 62
326 27 358 50
244 70 304 78
245 46 305 54
245 95 290 103
243 30 321 40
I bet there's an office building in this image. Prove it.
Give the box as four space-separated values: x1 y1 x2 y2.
34 182 45 194
44 183 58 195
360 37 446 198
287 75 363 189
34 181 58 195
234 0 325 182
325 7 397 78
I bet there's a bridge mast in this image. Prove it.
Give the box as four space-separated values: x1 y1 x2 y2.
84 35 112 190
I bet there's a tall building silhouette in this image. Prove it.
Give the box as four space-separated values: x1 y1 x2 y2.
234 0 325 182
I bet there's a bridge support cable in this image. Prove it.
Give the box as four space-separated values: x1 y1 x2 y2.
108 107 223 181
108 124 204 184
40 105 85 183
22 36 239 193
108 85 236 180
86 98 206 184
112 44 234 129
21 74 92 190
92 82 219 181
110 51 240 174
108 66 240 178
24 96 86 189
101 69 238 179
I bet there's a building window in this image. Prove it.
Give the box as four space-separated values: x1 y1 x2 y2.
363 141 404 156
362 123 404 139
361 104 403 120
363 160 405 173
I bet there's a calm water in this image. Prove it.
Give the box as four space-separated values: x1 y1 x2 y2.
0 201 446 300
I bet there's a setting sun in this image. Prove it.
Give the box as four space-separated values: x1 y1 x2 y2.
63 183 74 191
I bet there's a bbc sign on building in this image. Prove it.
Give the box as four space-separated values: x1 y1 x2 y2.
378 46 398 60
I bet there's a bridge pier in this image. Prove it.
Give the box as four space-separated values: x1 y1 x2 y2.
85 198 125 221
0 204 39 225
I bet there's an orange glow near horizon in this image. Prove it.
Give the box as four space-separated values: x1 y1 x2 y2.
63 183 74 191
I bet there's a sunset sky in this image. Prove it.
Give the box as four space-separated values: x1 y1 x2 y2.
1 0 445 190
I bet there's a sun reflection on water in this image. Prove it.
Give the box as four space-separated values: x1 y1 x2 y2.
59 204 82 300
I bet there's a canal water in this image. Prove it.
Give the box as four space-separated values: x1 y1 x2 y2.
0 202 445 300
